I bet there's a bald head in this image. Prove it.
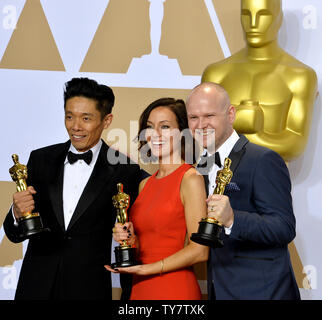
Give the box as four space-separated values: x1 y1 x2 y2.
186 82 235 152
187 82 231 112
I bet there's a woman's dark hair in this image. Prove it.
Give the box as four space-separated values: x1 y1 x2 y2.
63 77 115 119
137 97 198 163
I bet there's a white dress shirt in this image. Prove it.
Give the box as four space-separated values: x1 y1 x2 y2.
203 130 240 234
62 140 102 229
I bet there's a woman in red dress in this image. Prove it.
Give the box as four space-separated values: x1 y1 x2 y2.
106 98 208 300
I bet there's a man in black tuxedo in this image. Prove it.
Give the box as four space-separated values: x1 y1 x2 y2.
186 82 300 300
4 77 142 300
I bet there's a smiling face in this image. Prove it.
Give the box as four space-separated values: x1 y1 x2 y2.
241 0 282 47
145 106 182 163
186 83 235 153
64 96 113 152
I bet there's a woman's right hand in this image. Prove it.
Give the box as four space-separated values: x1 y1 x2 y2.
112 222 136 246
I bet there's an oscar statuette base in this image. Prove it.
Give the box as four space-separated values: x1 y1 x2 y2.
111 246 138 269
190 220 224 248
18 214 50 240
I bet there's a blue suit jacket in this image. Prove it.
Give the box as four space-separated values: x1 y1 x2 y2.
208 135 300 300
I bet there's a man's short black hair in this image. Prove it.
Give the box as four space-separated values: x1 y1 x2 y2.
64 77 115 118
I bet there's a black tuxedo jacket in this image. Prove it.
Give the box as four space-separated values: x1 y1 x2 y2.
4 140 141 300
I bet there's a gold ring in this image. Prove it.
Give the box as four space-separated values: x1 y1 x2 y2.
112 227 116 233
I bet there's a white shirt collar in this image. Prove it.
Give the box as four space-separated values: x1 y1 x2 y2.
65 139 102 167
204 130 240 167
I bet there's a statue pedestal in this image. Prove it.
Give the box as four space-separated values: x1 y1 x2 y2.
127 54 182 80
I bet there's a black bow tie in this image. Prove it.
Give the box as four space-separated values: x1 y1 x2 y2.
67 150 93 165
197 152 222 173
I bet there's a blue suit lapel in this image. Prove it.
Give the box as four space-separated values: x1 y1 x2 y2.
199 135 249 196
228 134 248 174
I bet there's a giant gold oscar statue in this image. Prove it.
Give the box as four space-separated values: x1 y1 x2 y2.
202 0 317 289
202 0 317 163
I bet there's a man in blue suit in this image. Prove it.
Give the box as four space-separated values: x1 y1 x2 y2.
186 82 300 300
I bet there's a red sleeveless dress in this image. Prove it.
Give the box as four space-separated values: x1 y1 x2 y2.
129 163 202 300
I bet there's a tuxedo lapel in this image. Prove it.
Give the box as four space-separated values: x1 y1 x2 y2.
203 175 210 197
67 142 115 231
48 141 71 231
196 158 210 196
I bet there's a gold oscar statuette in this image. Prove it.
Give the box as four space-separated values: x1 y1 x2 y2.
9 154 50 239
111 183 138 268
191 158 233 248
